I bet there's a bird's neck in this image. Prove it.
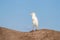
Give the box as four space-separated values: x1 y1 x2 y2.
32 15 36 18
32 15 36 17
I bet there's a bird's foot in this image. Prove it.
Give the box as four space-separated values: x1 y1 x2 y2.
30 30 35 32
35 29 39 31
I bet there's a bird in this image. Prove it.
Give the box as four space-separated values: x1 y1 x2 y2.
30 12 39 31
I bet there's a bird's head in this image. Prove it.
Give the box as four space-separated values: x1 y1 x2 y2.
30 12 36 16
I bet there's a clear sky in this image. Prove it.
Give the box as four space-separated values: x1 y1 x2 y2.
0 0 60 32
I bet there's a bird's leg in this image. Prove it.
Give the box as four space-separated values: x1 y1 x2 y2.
32 25 35 31
36 27 39 31
33 26 34 30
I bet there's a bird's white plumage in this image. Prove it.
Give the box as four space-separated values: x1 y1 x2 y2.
31 12 39 30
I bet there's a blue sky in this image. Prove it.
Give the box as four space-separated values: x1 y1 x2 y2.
0 0 60 32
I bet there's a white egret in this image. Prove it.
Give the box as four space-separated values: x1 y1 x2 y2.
30 12 39 30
